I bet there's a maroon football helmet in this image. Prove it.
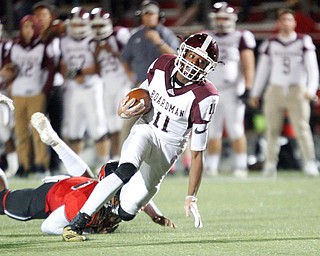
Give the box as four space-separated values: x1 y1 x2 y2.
175 33 219 81
90 7 113 41
208 2 238 33
67 7 91 39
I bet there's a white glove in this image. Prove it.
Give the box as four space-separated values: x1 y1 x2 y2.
0 93 14 110
184 196 203 228
118 96 146 119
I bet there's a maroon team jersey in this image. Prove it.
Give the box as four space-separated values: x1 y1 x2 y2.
143 54 219 151
45 177 98 221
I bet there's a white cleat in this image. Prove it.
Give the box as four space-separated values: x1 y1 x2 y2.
233 169 248 179
205 168 219 177
31 112 60 146
303 161 319 177
262 163 277 178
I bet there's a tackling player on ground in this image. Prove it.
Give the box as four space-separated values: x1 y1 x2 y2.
0 112 175 236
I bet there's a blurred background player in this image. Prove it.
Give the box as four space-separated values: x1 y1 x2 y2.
249 8 319 177
90 7 132 160
0 112 175 236
0 21 18 178
120 0 180 146
60 7 109 170
4 15 55 177
32 1 65 174
204 2 256 178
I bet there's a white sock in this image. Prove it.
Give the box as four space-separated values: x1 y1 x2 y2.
81 173 123 215
234 153 248 170
52 140 93 177
206 154 220 170
0 168 9 190
6 152 18 174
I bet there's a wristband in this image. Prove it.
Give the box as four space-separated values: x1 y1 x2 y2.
186 195 197 202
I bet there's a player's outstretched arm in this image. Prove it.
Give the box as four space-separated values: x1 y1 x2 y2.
184 150 203 228
142 200 176 228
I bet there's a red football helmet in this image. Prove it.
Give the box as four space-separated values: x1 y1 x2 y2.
90 7 113 41
67 7 91 39
208 2 238 33
98 160 119 181
175 33 219 82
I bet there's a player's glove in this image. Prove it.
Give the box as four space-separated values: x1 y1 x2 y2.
118 96 146 119
184 195 203 228
238 88 250 104
0 93 14 110
152 216 177 229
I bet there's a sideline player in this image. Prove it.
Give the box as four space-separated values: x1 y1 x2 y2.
204 2 256 178
90 7 132 160
63 33 220 241
249 9 319 177
0 112 176 236
60 7 109 167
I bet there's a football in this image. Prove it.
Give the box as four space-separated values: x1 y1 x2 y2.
125 88 152 114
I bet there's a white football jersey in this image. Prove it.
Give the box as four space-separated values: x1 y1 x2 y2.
141 55 219 151
97 27 130 84
251 33 319 97
204 30 256 90
60 35 100 86
9 42 46 96
262 34 315 87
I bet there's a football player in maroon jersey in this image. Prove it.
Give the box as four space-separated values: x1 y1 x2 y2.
63 33 220 241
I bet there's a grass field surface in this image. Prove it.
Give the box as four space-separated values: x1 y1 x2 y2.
0 171 319 256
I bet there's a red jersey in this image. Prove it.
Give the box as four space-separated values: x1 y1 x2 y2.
45 177 98 221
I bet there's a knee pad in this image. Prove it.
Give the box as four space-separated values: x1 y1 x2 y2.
118 205 136 221
114 163 137 184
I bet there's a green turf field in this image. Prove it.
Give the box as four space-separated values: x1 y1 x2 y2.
0 171 319 256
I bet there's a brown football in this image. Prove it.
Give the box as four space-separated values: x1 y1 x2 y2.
126 88 152 114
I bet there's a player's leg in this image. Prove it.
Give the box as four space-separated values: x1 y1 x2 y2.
262 86 284 177
224 94 248 178
28 94 49 173
13 96 32 175
287 86 318 176
86 84 109 168
41 205 69 235
206 97 225 176
63 85 86 155
0 104 18 177
63 124 154 241
118 143 174 222
46 85 64 172
0 183 53 220
31 112 94 178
